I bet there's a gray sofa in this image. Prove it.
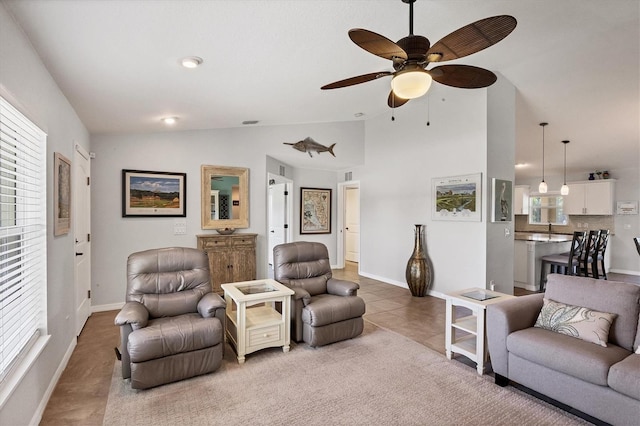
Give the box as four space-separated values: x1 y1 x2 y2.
487 274 640 425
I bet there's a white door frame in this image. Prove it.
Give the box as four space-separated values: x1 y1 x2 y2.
267 173 293 269
73 143 91 336
337 180 360 269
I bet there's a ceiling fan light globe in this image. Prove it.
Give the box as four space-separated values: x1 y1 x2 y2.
560 184 569 195
538 181 548 194
390 70 432 99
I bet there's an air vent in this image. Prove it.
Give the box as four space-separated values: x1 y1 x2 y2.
242 120 259 125
345 171 353 181
279 165 285 176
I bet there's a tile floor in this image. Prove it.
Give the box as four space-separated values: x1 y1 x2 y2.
38 262 638 424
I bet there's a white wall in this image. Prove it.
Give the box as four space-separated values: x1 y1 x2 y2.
610 167 640 274
352 83 509 295
90 121 363 308
486 75 516 294
0 4 90 425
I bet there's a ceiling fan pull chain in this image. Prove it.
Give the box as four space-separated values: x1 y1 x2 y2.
426 93 430 126
391 93 396 121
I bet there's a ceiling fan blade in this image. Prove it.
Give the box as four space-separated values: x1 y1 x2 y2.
426 15 517 62
349 29 408 61
321 71 393 90
430 65 497 88
387 91 410 108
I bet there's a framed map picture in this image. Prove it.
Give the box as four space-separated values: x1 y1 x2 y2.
122 169 186 217
432 173 482 222
300 187 331 234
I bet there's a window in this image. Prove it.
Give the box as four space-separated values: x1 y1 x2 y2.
528 194 567 225
0 96 47 384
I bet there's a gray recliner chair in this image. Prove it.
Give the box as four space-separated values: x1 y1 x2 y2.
115 247 225 389
273 241 365 347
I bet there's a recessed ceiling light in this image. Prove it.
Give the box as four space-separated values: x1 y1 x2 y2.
181 56 203 69
354 112 365 117
242 120 259 125
161 117 178 125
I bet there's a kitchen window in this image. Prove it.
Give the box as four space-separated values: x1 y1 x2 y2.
528 194 568 225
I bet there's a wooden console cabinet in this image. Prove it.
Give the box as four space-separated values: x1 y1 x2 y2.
196 234 257 294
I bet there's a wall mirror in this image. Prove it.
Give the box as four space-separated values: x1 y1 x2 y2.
528 193 567 225
201 165 249 229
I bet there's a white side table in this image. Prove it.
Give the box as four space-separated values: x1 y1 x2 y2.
221 279 294 364
444 288 515 375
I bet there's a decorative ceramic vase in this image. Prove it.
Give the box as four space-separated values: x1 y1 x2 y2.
588 173 595 180
405 224 433 297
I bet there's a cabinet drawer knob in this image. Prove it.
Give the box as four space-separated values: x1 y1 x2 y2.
263 333 269 338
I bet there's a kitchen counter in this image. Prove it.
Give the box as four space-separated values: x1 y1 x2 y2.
514 232 573 243
514 237 572 291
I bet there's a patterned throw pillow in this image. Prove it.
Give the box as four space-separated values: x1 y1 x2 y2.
534 298 617 347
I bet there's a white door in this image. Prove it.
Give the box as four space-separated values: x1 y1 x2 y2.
345 187 360 262
74 144 91 336
268 182 287 266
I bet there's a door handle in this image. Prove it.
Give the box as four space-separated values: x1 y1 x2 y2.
270 230 275 233
75 252 84 256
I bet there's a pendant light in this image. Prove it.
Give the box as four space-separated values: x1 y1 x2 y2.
560 140 570 195
538 122 548 193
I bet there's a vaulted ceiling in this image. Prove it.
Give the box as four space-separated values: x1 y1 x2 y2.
3 0 639 179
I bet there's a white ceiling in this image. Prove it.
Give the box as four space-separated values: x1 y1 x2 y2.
3 0 639 179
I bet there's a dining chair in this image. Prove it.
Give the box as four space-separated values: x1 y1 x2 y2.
591 229 610 279
634 237 640 256
580 230 600 278
539 231 586 292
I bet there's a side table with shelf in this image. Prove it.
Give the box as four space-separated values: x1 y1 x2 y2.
444 288 515 375
221 279 294 364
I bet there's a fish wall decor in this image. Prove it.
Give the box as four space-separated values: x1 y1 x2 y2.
284 137 336 157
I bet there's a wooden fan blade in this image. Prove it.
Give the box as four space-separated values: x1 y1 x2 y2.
321 71 392 90
387 91 410 108
349 29 408 61
430 65 497 88
426 15 517 62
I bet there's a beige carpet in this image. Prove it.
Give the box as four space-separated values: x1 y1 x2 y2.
103 322 587 425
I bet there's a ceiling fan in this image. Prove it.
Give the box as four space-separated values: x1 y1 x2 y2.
321 0 517 108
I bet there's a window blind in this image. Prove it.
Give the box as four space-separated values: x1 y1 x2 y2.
0 96 47 382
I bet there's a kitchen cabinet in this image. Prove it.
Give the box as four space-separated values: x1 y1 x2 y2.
514 185 530 215
564 180 615 215
197 234 257 294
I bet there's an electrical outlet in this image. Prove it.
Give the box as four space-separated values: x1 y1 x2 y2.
504 228 511 237
576 223 581 228
583 223 588 229
174 219 187 235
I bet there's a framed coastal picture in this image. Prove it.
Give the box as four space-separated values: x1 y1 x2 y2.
300 187 331 234
432 173 482 222
54 152 71 235
122 169 186 217
491 178 513 222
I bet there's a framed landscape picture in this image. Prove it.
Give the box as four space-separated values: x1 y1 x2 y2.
54 152 71 235
432 173 482 222
300 187 331 234
491 178 512 222
122 169 186 217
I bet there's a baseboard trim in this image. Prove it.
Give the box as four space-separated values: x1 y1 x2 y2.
30 336 76 426
609 268 640 276
356 271 445 300
92 302 124 313
358 271 407 289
